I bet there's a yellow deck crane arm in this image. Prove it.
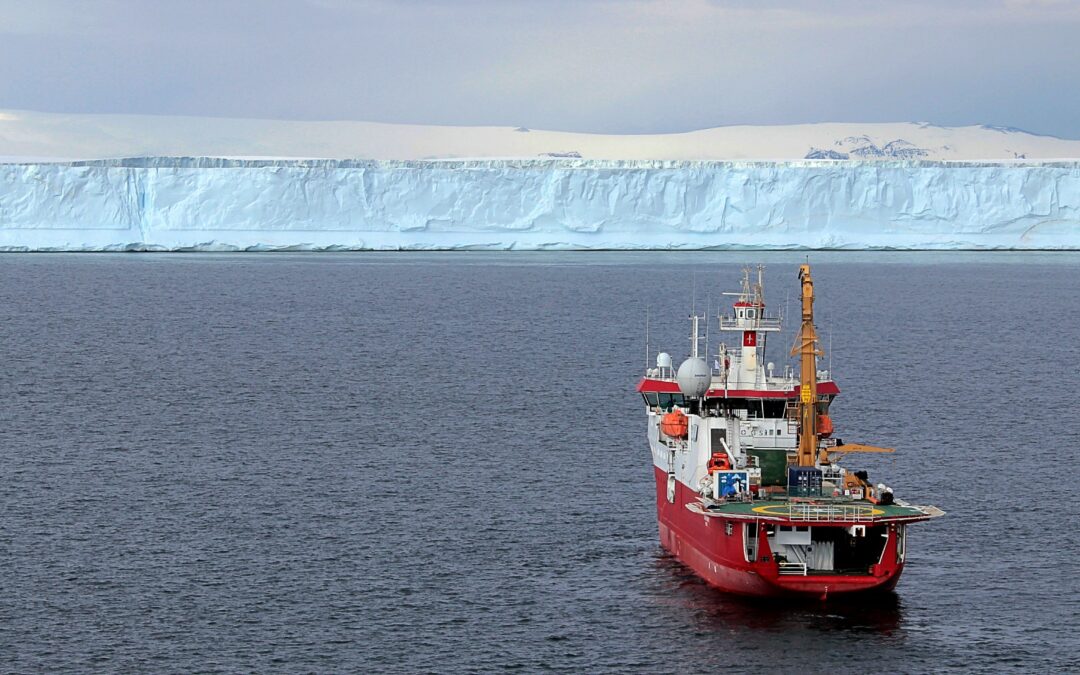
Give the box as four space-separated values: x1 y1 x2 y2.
819 442 896 465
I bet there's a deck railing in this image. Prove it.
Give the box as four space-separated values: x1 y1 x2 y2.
783 503 876 522
719 317 783 331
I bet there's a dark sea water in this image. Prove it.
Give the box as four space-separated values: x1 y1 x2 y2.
2 252 1079 673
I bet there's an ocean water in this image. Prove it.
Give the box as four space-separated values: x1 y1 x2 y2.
1 251 1078 672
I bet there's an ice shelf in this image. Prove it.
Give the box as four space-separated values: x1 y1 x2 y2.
0 157 1078 250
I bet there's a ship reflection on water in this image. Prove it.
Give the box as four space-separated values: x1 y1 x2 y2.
651 552 904 637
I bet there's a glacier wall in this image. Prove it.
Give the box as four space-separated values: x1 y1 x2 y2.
1 157 1078 250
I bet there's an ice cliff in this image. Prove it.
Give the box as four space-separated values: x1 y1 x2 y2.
1 157 1078 250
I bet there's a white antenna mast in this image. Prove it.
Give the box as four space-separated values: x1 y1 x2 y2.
704 295 711 368
690 313 701 358
691 269 697 316
689 270 704 359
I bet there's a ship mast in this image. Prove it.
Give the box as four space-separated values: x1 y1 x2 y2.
791 264 823 467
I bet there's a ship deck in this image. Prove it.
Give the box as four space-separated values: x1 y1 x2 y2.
691 498 942 524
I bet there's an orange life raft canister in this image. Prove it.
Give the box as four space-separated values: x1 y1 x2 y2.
659 410 688 438
707 452 731 473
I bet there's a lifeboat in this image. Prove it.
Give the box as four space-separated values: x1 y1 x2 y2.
660 409 688 438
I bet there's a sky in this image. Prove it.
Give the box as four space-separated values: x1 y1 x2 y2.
1 0 1079 137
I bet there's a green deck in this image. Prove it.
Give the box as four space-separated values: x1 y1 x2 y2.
698 498 938 523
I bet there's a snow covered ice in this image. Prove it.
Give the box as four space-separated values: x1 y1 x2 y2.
0 110 1078 250
0 157 1078 250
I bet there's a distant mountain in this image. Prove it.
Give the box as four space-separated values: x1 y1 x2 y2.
804 148 849 160
1 109 1079 161
811 137 930 159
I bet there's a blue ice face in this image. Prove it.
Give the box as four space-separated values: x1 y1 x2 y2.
2 158 1078 251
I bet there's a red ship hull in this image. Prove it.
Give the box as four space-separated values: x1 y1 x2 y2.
654 467 904 599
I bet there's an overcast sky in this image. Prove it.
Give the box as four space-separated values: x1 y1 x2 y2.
1 0 1079 137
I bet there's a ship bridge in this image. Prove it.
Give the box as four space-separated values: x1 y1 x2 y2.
637 375 839 406
640 264 838 411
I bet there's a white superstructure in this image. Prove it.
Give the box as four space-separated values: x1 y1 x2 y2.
639 266 839 501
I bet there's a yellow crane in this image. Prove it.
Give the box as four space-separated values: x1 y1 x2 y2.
792 264 898 468
791 264 822 467
818 442 895 466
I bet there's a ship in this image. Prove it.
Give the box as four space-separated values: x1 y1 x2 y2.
638 264 943 599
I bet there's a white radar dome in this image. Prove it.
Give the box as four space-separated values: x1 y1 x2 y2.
656 352 673 370
676 357 711 398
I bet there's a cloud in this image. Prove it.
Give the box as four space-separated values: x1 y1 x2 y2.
0 0 1077 137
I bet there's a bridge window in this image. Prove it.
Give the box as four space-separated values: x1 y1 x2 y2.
656 393 685 410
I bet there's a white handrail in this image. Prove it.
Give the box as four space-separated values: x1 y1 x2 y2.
785 503 875 522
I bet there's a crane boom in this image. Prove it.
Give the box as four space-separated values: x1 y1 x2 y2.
791 264 823 467
819 442 896 464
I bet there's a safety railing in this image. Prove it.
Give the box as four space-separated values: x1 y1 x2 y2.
784 503 876 522
719 317 783 331
778 562 808 576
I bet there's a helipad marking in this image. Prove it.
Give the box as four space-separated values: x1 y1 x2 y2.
750 504 885 517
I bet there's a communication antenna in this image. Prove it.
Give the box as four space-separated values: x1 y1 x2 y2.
704 295 711 368
689 270 706 360
691 269 697 316
762 328 768 375
689 313 701 358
